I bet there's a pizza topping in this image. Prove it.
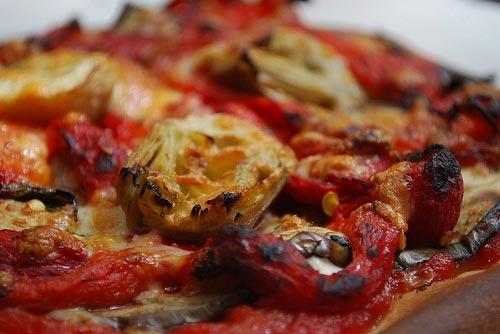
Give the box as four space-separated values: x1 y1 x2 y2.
247 27 365 110
47 116 129 199
0 247 188 312
0 50 180 124
0 226 87 277
117 114 296 237
404 144 464 247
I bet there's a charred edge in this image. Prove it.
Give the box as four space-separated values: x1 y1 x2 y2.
330 234 350 248
439 66 494 91
206 192 241 212
191 204 202 217
95 152 117 173
318 273 365 297
113 3 140 28
0 288 6 298
404 143 446 162
466 95 499 132
423 146 461 194
143 180 173 208
404 144 462 194
259 244 284 262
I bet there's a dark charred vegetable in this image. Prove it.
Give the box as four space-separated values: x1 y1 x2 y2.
397 202 499 267
0 183 77 218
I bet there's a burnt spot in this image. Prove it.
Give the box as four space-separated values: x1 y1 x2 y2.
142 180 173 209
199 21 218 34
192 250 220 280
368 247 378 258
422 146 461 194
191 204 202 217
319 273 365 297
284 111 304 129
206 192 241 212
406 144 461 194
0 288 7 298
95 152 116 173
259 244 284 262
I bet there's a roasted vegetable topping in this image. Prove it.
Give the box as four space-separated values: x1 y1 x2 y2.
117 114 296 237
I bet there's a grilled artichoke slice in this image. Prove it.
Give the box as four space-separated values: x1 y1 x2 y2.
0 50 180 123
117 114 296 238
247 27 365 110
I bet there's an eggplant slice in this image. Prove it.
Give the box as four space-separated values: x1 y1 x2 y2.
50 288 254 332
397 202 499 268
0 183 77 217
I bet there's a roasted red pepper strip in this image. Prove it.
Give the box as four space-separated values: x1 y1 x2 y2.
404 145 464 248
0 308 120 334
390 252 457 293
0 249 173 312
191 206 400 312
47 117 128 198
0 227 87 277
303 28 444 103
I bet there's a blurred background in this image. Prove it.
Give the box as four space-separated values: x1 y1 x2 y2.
0 0 499 82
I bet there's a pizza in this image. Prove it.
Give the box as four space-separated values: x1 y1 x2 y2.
0 1 498 333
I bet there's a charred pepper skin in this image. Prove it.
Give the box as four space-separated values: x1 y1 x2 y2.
192 208 400 312
405 144 464 248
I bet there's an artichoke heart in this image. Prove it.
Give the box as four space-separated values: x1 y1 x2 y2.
247 27 365 110
117 114 296 237
0 50 181 123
